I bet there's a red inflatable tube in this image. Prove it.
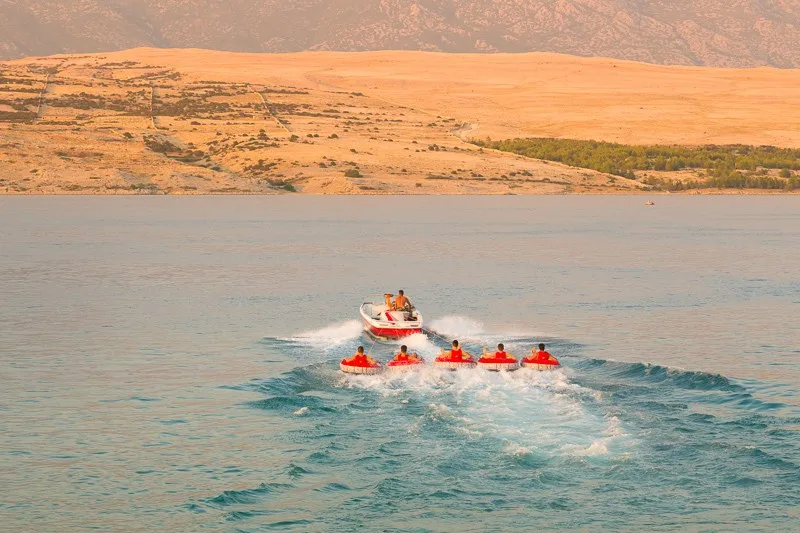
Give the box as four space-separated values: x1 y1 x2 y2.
477 356 520 372
435 356 475 363
387 358 424 367
478 357 518 364
340 359 382 375
521 357 561 371
521 358 560 366
434 356 476 370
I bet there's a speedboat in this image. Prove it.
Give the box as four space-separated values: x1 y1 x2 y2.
360 296 423 340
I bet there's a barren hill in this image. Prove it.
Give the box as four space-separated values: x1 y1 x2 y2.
2 48 800 195
3 1 800 67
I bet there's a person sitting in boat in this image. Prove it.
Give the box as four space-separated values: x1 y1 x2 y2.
393 290 411 311
382 293 398 320
344 346 377 366
440 340 474 361
527 343 559 364
482 343 516 361
392 344 421 363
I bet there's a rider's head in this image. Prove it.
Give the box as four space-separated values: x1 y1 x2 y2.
452 340 459 348
538 343 545 351
497 343 504 351
400 345 407 353
357 346 364 354
398 290 404 296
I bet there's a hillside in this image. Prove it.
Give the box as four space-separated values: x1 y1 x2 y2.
2 48 800 195
2 1 800 67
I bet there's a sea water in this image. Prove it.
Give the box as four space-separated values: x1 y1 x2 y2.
0 196 798 532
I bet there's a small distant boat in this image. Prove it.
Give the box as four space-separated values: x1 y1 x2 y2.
360 296 423 340
645 201 655 206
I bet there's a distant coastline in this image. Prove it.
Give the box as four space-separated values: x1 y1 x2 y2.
3 49 800 196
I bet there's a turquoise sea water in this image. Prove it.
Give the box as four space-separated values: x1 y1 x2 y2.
1 196 798 532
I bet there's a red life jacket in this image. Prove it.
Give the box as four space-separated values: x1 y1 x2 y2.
451 348 463 359
354 353 367 365
535 350 552 362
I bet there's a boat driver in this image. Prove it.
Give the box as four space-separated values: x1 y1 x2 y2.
394 289 411 311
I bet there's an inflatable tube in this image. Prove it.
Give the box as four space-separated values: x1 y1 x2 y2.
340 360 383 375
477 357 520 372
521 358 561 371
387 358 425 371
434 356 476 371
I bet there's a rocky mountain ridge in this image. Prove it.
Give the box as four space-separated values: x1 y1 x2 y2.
2 0 800 67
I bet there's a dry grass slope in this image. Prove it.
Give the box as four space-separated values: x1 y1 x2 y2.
1 49 799 195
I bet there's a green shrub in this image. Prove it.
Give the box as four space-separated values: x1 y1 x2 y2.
474 137 800 189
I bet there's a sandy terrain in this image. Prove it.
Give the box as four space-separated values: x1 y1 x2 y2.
1 48 799 195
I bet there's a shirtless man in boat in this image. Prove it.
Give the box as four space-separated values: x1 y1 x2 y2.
527 343 559 364
393 290 411 311
344 346 378 366
392 344 421 363
440 340 474 361
482 343 516 361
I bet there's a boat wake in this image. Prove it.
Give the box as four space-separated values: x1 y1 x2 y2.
257 316 790 467
426 315 486 339
277 320 363 350
197 326 800 531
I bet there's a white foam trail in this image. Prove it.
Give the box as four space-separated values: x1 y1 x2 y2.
562 440 610 457
427 316 484 340
559 415 629 457
502 440 533 457
336 364 635 461
426 316 550 352
387 333 440 357
286 320 363 348
293 407 309 416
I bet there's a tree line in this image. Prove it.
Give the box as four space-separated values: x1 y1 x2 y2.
471 137 800 190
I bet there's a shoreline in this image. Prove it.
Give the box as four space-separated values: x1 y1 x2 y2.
3 189 800 197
